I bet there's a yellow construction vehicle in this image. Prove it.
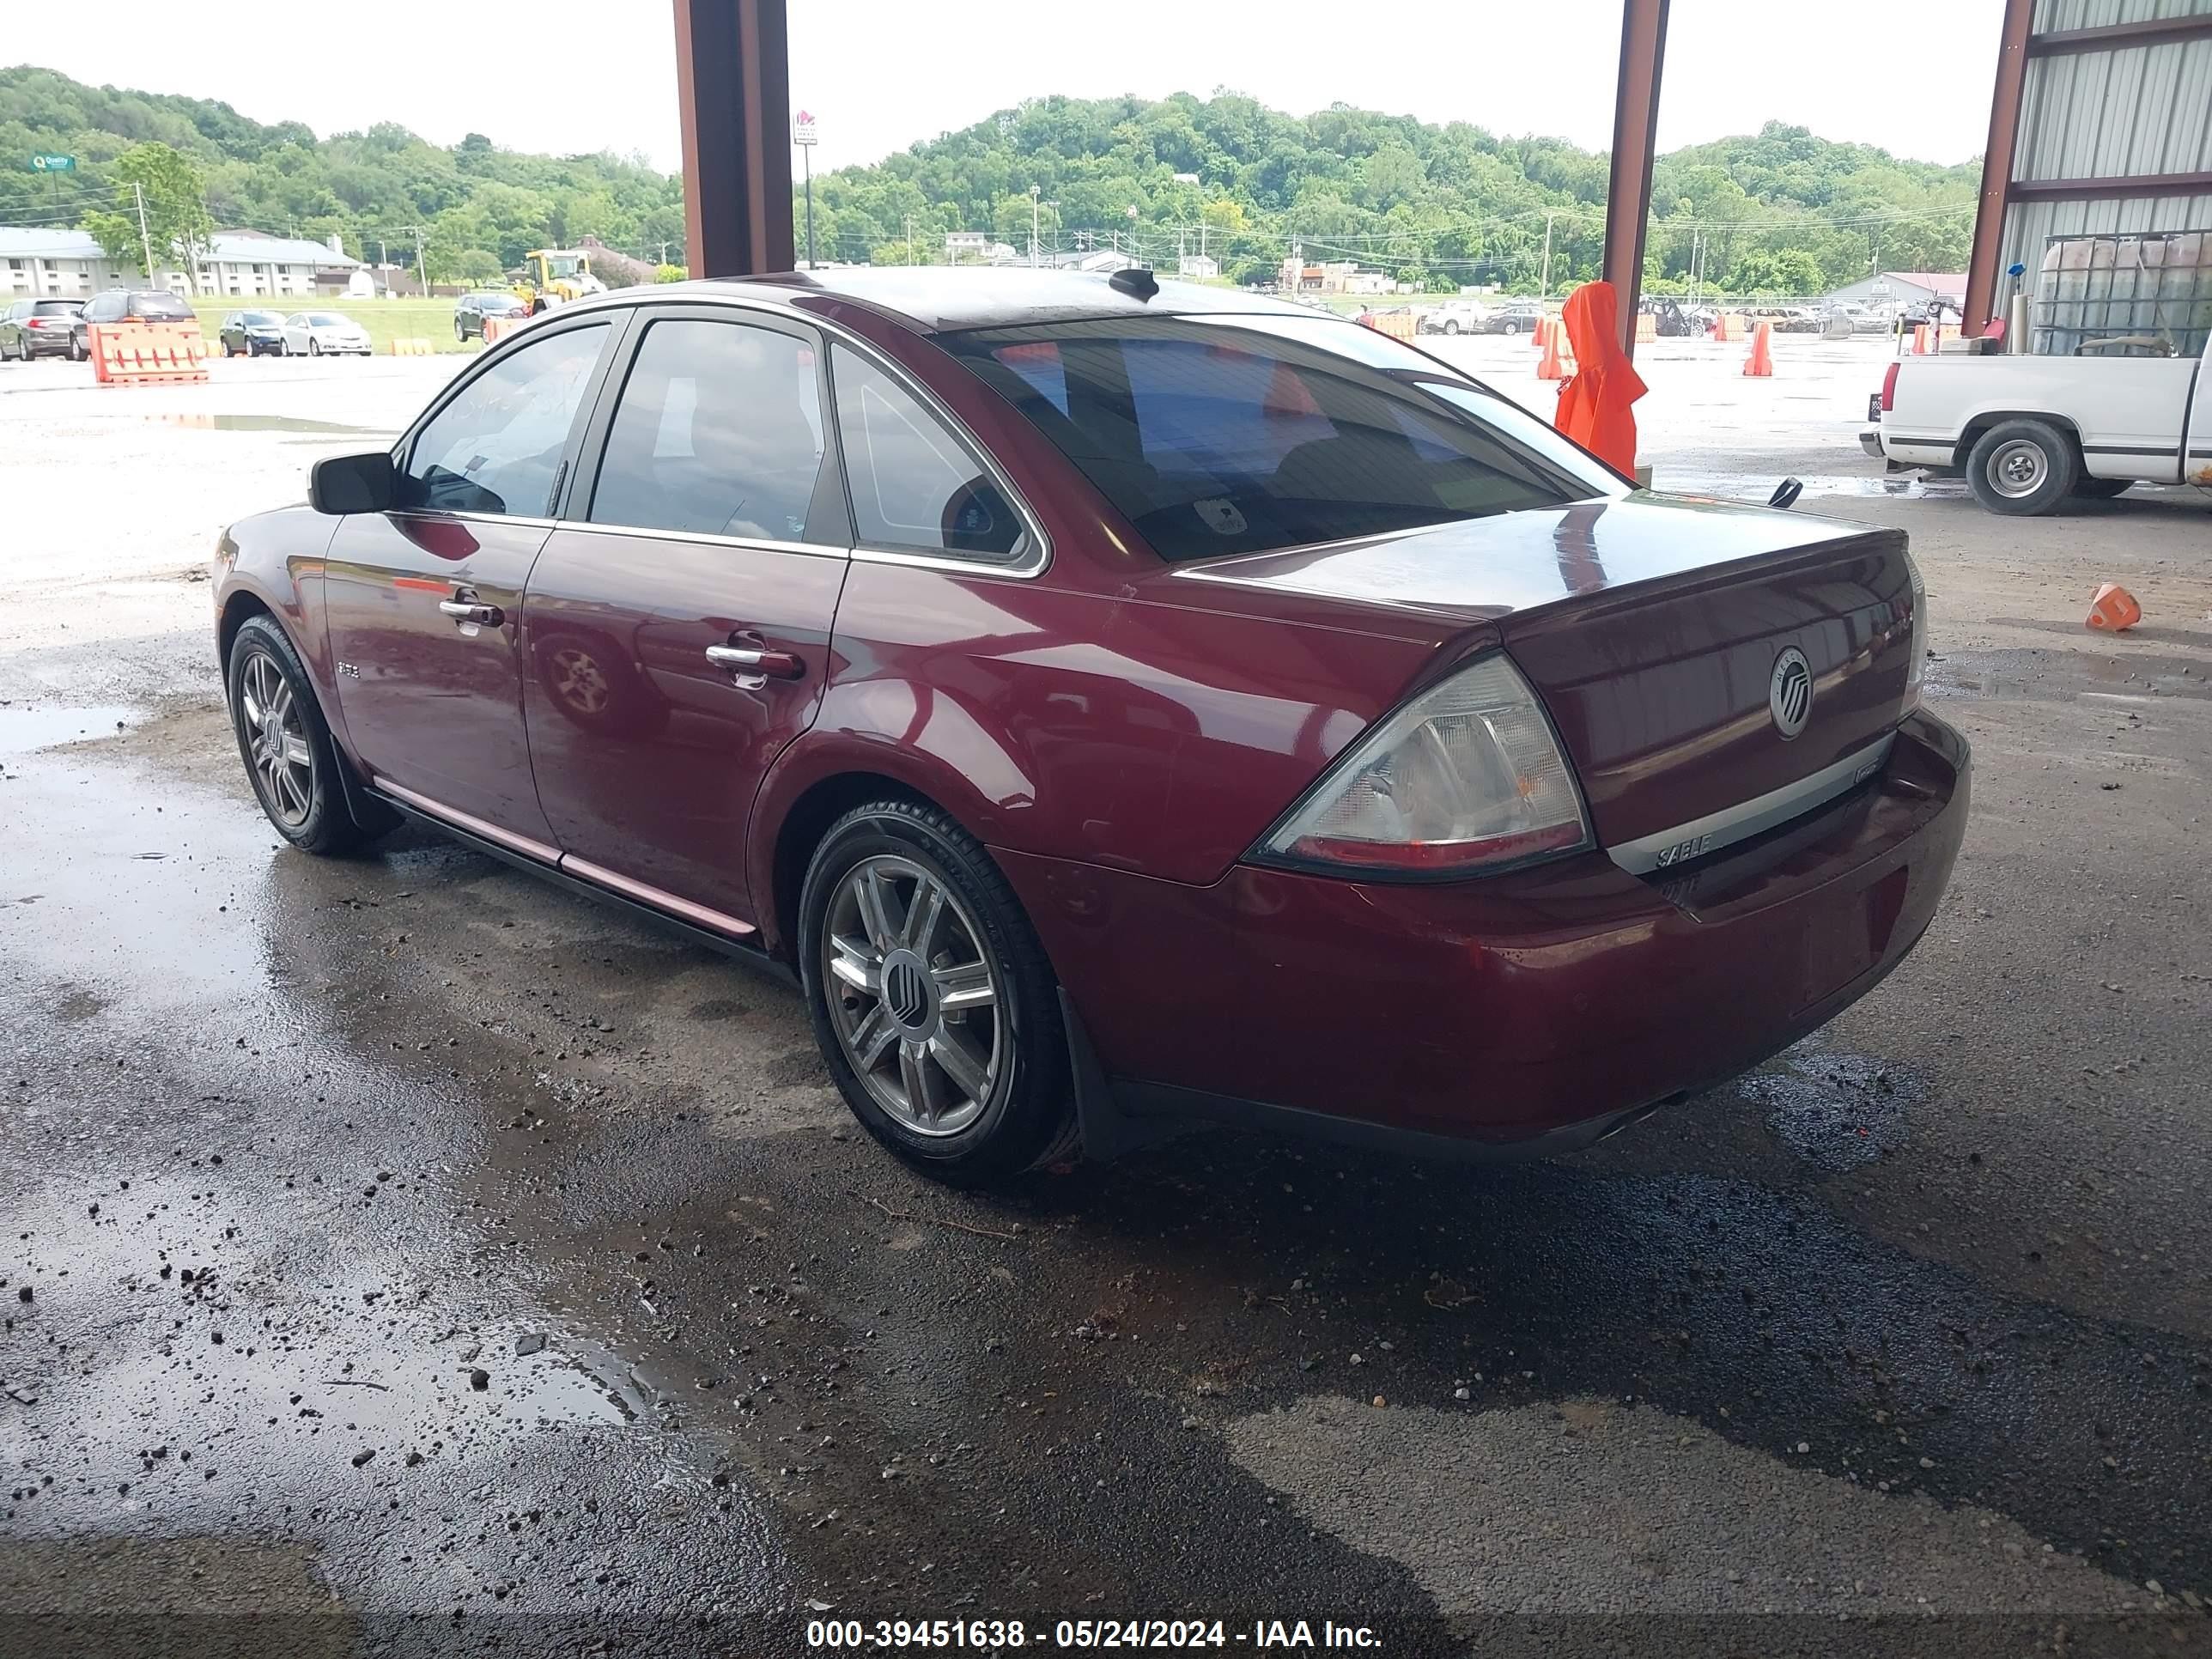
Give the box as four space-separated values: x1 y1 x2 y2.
512 248 608 314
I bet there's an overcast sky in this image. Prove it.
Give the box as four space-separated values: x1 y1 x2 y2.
15 0 2002 173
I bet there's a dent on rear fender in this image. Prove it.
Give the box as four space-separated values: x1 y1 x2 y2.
832 678 1039 812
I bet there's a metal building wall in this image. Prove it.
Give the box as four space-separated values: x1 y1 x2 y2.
1967 0 2212 330
2003 2 2212 274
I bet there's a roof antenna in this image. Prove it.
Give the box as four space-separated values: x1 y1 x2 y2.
1108 267 1158 301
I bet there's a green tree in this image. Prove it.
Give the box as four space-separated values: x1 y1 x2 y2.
83 141 215 284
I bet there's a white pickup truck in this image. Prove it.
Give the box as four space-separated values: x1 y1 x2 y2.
1868 333 2212 514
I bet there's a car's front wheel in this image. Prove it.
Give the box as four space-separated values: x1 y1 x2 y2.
1966 418 2077 515
799 800 1076 1183
226 615 386 855
307 338 321 356
1443 319 1460 335
1501 319 1519 336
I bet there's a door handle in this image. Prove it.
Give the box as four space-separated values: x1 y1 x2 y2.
705 642 804 681
439 598 503 627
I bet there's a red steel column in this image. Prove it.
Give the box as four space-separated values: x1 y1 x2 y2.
672 0 795 277
1963 0 2035 337
1601 0 1669 361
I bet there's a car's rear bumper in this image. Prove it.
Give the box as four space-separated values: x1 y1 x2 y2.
1001 710 1969 1157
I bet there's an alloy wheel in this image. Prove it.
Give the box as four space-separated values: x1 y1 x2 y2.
822 854 1003 1137
550 647 611 714
236 649 313 827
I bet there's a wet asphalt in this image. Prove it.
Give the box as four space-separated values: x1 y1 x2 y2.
4 351 2212 1659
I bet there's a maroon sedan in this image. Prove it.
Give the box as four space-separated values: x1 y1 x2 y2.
212 270 1967 1182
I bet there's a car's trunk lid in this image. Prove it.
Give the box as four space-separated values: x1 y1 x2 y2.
1174 494 1917 859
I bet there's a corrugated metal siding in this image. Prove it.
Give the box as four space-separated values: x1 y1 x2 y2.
2014 35 2212 179
1996 1 2212 313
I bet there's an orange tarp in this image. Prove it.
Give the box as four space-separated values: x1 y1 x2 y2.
1552 282 1645 476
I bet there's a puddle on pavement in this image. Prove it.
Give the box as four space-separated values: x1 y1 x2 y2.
1662 471 1973 502
1740 1037 1917 1172
139 413 391 436
1927 646 2211 705
0 702 146 758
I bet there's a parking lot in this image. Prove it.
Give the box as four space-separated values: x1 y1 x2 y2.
3 330 2211 1656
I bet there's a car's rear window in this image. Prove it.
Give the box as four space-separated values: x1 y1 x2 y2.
942 314 1613 562
32 301 80 317
129 292 195 319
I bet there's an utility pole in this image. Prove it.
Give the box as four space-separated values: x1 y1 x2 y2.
905 215 915 266
132 182 156 286
1030 185 1042 269
377 239 388 297
1540 209 1559 301
412 226 427 297
801 144 814 269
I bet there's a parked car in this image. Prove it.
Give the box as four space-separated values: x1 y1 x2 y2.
1477 301 1547 336
280 311 373 356
0 297 84 361
220 309 289 357
212 270 1966 1182
1869 329 2211 513
454 290 528 342
71 288 197 359
1419 301 1487 336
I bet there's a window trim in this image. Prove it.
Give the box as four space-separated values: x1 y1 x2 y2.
823 339 1044 574
390 307 635 526
523 290 1051 580
563 302 852 553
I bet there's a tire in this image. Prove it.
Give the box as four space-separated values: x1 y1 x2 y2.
799 799 1076 1184
455 318 467 343
2073 477 2133 500
1443 319 1460 335
307 337 321 357
70 337 87 362
1966 418 2077 515
225 614 386 856
1501 319 1519 336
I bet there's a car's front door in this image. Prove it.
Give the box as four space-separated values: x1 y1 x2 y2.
522 308 850 926
322 313 622 851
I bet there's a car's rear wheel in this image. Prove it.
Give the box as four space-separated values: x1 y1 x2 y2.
799 800 1076 1183
1966 418 2076 515
226 615 386 856
1443 319 1460 335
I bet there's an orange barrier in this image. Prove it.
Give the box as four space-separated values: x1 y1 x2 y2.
1635 312 1657 343
481 316 525 346
2085 582 2142 632
1742 320 1775 377
1912 325 1931 354
1711 312 1735 343
90 322 209 386
389 337 434 356
1359 310 1417 342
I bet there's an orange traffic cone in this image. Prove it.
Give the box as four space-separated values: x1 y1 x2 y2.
1711 311 1734 343
1742 320 1774 377
1533 313 1549 349
1536 314 1570 380
2085 582 2142 632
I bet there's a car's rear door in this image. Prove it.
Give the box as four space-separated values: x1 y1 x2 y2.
521 305 851 927
322 312 623 852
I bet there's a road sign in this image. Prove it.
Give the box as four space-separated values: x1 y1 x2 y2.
29 154 76 173
792 111 818 148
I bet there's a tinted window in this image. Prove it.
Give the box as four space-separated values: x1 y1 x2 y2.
85 294 123 322
128 292 194 320
830 346 1023 560
589 318 835 544
33 301 79 317
402 322 609 516
945 317 1612 561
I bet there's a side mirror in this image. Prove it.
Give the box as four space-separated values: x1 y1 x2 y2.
310 450 397 516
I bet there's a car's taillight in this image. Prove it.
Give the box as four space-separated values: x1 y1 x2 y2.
1880 361 1900 413
1255 653 1591 877
1902 549 1928 713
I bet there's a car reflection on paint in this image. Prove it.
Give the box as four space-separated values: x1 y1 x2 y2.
211 268 1969 1186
